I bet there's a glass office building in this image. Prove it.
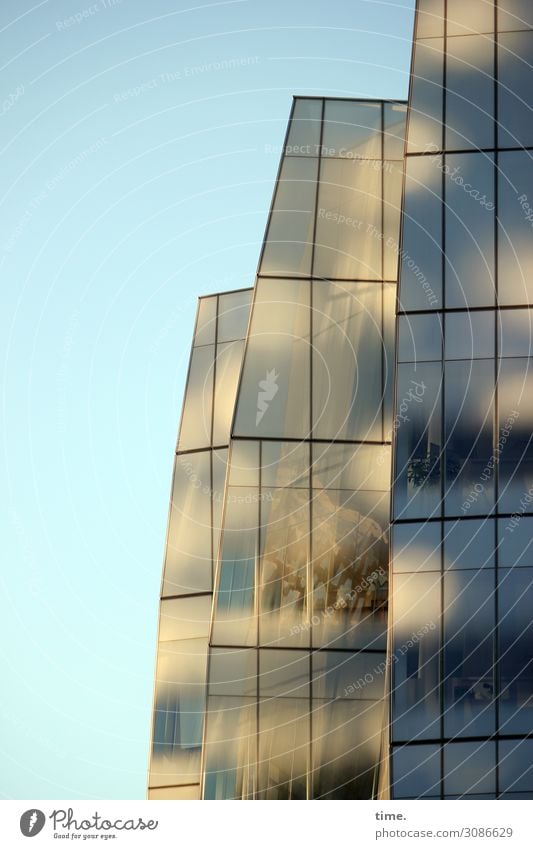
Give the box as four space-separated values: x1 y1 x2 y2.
149 0 533 800
390 0 533 799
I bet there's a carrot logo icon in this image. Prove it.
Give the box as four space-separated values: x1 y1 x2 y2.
256 369 279 425
20 809 45 837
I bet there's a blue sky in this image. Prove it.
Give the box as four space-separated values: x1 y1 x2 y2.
0 0 415 799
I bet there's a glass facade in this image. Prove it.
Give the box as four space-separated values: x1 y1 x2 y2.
390 0 533 799
149 0 533 801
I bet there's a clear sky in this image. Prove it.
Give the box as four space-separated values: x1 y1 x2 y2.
0 0 415 799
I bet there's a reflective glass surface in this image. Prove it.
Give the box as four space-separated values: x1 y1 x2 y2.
392 745 441 798
444 359 494 517
217 289 252 343
399 156 442 311
443 518 496 569
416 0 445 38
398 313 443 362
499 310 533 358
498 152 533 305
447 0 494 35
384 103 408 160
233 278 310 439
497 358 533 514
444 153 495 309
194 296 217 346
445 311 495 360
315 159 382 280
177 344 214 451
407 39 444 154
213 340 244 445
443 741 496 795
498 569 533 735
446 36 494 151
285 98 322 156
392 522 441 573
498 0 533 30
392 572 441 740
312 281 383 440
322 100 382 159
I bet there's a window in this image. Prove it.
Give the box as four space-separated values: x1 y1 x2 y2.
498 569 533 734
392 572 441 740
498 0 533 31
260 157 318 277
443 518 495 569
445 311 494 360
217 289 252 343
497 358 533 514
177 345 214 451
398 313 443 362
416 0 445 38
315 159 382 280
194 296 217 346
285 98 322 156
393 745 441 798
443 741 496 795
163 451 213 597
384 103 407 160
407 39 444 154
393 362 442 520
322 100 382 159
443 571 496 737
213 340 244 445
233 278 310 439
392 522 441 573
444 153 495 309
499 310 533 357
498 31 533 149
498 152 533 305
499 740 533 793
399 156 442 311
444 359 494 517
446 35 494 151
312 281 383 440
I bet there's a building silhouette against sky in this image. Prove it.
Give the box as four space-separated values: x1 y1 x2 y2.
148 0 533 800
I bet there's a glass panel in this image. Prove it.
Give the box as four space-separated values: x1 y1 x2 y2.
177 344 214 451
212 488 258 647
217 289 252 343
208 647 257 696
443 741 496 795
444 571 496 737
499 310 533 357
213 340 244 445
392 572 441 741
212 449 228 567
313 650 386 701
150 638 207 787
498 517 533 567
393 362 442 520
259 157 318 277
498 0 533 30
398 156 442 311
384 283 396 427
416 0 445 37
497 358 533 514
203 696 256 799
312 281 382 440
259 649 309 697
498 32 533 149
312 489 389 649
315 159 382 280
384 162 404 280
285 98 322 156
444 518 496 569
407 39 444 154
163 451 212 597
194 296 216 346
392 745 441 798
258 697 309 799
447 0 495 35
322 100 382 159
446 36 494 151
392 522 441 573
444 359 494 517
312 699 383 799
444 153 495 309
228 440 260 486
497 151 533 305
498 568 533 734
398 313 443 362
233 279 310 439
384 103 407 160
499 740 533 792
159 595 211 642
445 311 495 360
312 442 390 492
261 440 309 488
259 489 309 647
